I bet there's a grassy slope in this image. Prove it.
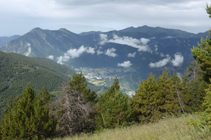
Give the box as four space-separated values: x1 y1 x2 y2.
0 51 76 117
55 114 211 140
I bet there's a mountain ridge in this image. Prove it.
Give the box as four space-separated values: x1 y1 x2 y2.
0 25 209 93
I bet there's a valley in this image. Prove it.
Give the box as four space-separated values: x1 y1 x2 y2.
0 25 211 139
75 67 136 96
1 25 210 97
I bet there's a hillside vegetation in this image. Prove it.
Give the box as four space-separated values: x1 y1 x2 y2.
0 51 75 118
55 114 211 140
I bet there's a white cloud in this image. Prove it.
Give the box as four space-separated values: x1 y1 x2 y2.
105 48 117 57
160 53 165 57
149 56 170 68
118 61 132 68
128 52 136 57
154 45 158 52
86 47 95 54
99 34 151 52
24 43 31 56
57 45 95 64
97 49 103 55
47 55 54 60
108 34 150 51
164 36 174 39
171 53 184 66
140 38 150 45
99 34 108 45
66 45 87 58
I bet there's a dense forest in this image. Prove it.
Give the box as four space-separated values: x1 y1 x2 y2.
0 51 78 118
1 4 211 140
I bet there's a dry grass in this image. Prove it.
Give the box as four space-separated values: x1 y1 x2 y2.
54 114 211 140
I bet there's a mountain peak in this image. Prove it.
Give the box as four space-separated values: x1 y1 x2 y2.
30 27 42 32
59 28 69 32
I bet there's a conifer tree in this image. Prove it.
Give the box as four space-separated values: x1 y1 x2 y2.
176 61 208 113
191 4 211 82
156 71 180 115
70 72 97 103
38 87 51 106
132 72 181 123
95 77 133 130
132 73 158 123
0 84 56 139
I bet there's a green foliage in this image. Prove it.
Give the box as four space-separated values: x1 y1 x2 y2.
70 72 97 103
188 4 211 132
173 62 208 113
191 5 211 82
0 84 56 139
207 4 211 18
188 82 211 131
0 51 75 118
95 77 134 130
132 71 181 123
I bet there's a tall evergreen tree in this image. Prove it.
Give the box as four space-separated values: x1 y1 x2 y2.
95 77 134 130
70 72 97 103
132 72 181 124
156 71 181 115
191 4 211 82
132 73 158 123
176 61 208 113
0 84 56 139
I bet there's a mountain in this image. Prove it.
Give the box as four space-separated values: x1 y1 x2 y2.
1 26 209 94
119 25 195 38
0 35 20 47
0 27 83 57
0 51 77 118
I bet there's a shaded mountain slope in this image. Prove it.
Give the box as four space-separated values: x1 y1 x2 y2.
0 51 76 117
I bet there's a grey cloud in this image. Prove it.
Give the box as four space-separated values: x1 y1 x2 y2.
56 0 200 6
0 0 209 36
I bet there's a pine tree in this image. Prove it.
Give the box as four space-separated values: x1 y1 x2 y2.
95 77 133 130
156 71 180 115
191 4 211 82
0 84 56 139
38 87 51 106
132 72 181 124
176 61 208 113
132 73 158 123
69 72 97 103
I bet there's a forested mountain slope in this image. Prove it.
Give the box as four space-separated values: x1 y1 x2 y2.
1 26 210 93
0 51 75 117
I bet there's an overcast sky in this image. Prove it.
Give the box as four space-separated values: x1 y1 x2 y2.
0 0 210 36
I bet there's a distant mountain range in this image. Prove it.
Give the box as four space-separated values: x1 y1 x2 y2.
1 25 210 92
0 35 20 48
